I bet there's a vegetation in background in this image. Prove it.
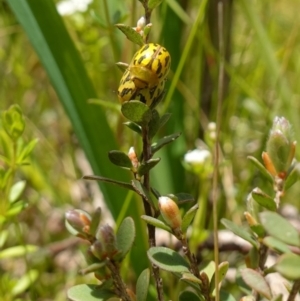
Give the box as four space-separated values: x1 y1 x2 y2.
1 0 300 300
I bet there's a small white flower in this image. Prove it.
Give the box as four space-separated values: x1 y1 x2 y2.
184 149 211 164
56 0 93 16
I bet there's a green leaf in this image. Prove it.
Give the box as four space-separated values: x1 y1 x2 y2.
2 104 25 140
249 224 265 238
115 24 144 46
17 138 38 163
123 121 142 135
180 272 202 285
0 230 8 248
0 245 38 259
121 101 152 125
131 179 154 207
148 0 164 10
11 269 38 296
241 268 272 300
210 261 229 295
284 163 300 191
179 290 202 301
151 132 181 154
181 204 199 233
263 236 292 254
108 150 132 169
251 188 276 211
221 219 258 248
259 211 300 247
9 180 26 203
247 156 273 183
138 158 161 176
136 269 150 301
275 253 300 280
6 200 28 217
141 215 172 233
83 175 134 191
147 246 190 273
90 208 102 237
67 284 116 301
148 109 161 138
116 217 136 259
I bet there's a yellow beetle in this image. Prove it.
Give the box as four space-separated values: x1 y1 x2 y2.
118 43 171 104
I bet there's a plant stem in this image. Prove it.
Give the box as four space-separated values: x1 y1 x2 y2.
287 279 300 301
181 236 211 301
106 259 131 301
142 125 164 301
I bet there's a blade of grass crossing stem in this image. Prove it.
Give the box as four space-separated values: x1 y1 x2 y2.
6 0 147 275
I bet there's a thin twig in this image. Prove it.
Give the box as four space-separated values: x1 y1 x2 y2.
106 259 131 301
142 125 164 301
287 279 300 301
212 3 225 301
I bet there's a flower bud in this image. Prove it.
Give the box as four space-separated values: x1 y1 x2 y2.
266 117 296 178
95 224 118 259
244 211 257 227
158 196 182 231
136 16 146 30
128 146 139 172
90 241 105 261
65 209 91 234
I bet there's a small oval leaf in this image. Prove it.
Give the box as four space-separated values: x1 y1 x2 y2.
284 163 300 191
151 132 181 154
241 268 272 300
263 236 291 254
251 188 276 211
90 207 102 237
147 246 190 273
275 253 300 280
136 268 150 301
182 204 199 233
247 156 273 183
210 261 229 295
9 180 26 203
259 211 300 247
12 269 38 296
141 215 172 233
0 245 38 259
67 284 116 301
115 24 144 46
108 150 132 169
138 158 161 176
121 101 152 125
221 219 258 248
116 217 136 259
123 121 142 135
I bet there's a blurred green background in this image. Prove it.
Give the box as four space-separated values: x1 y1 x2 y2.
1 0 300 300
